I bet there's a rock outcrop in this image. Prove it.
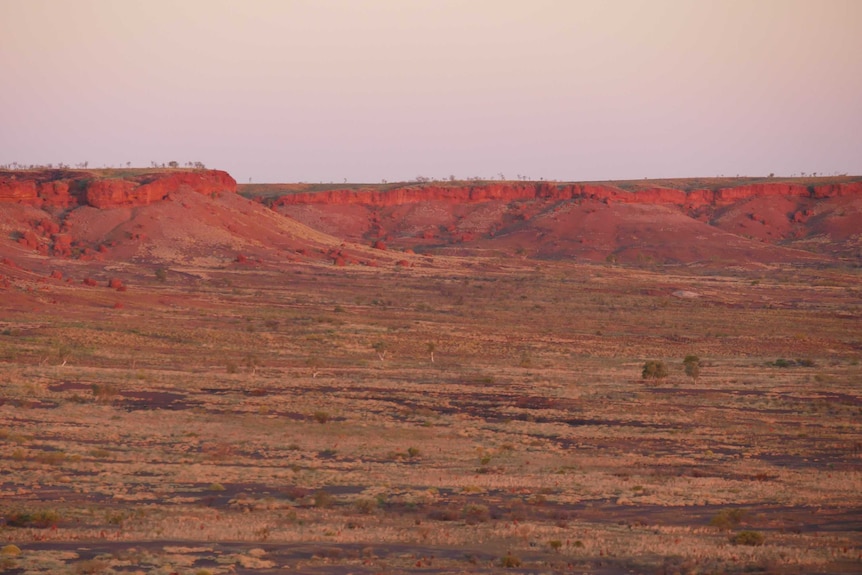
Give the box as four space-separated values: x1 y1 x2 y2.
270 181 862 209
0 169 237 209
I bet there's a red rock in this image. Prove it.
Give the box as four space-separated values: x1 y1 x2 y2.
50 270 63 280
0 179 38 203
82 278 98 286
372 240 387 250
270 180 862 211
0 169 237 209
108 278 124 289
811 181 862 198
84 179 139 208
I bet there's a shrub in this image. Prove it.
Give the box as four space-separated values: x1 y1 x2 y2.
548 540 562 551
642 360 669 381
91 383 118 403
731 530 765 546
7 510 61 528
313 491 334 508
407 446 421 458
354 498 377 514
709 507 747 530
427 507 460 521
500 553 522 568
313 411 330 424
683 354 701 382
463 503 490 524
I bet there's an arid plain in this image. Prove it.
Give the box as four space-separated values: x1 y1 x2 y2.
1 169 860 574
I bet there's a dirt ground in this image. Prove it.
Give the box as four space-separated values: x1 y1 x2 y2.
1 256 860 574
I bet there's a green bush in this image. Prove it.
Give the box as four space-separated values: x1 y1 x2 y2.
642 360 669 381
709 507 747 530
683 354 701 382
6 510 61 528
730 530 764 546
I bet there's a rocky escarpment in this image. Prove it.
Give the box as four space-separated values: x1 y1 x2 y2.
269 180 862 209
0 169 237 209
257 176 862 265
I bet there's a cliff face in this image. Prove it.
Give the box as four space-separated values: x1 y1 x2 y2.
271 181 862 209
0 169 237 209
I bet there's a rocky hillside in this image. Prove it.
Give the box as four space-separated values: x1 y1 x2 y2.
248 177 862 265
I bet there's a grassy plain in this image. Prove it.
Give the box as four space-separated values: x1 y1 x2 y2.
1 257 861 574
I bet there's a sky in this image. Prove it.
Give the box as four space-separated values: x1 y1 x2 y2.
1 0 861 184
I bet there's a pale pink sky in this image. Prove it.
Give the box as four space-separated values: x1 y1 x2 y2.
2 0 860 183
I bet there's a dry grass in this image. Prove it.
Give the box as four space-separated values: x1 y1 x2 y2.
0 257 860 574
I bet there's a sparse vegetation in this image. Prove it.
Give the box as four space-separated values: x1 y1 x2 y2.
709 507 747 530
372 341 388 360
642 360 669 381
500 553 522 568
0 202 858 574
684 354 701 382
6 510 61 528
731 530 765 546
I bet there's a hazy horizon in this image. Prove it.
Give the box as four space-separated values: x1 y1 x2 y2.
2 0 861 184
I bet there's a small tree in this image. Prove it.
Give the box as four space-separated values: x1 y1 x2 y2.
427 342 436 363
306 355 322 378
372 341 387 361
243 353 259 375
683 354 701 383
642 360 668 381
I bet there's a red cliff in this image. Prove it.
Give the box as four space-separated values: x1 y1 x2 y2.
0 169 237 209
270 180 862 209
